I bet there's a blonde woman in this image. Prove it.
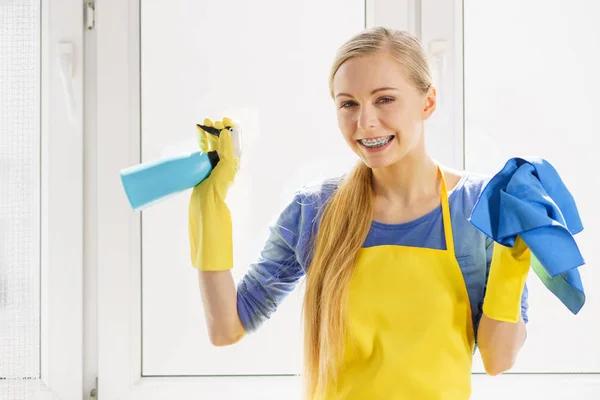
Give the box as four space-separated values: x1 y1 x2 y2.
189 27 529 399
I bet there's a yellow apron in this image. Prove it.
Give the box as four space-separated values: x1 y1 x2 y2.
329 167 475 399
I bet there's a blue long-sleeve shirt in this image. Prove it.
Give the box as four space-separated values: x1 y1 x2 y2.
236 171 529 340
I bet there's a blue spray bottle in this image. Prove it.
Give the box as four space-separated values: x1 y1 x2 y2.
119 122 230 212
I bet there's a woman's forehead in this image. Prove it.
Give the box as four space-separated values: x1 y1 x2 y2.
333 54 411 96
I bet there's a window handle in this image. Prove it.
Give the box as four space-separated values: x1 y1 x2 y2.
58 41 77 124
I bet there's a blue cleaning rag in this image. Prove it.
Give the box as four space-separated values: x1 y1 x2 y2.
469 157 586 314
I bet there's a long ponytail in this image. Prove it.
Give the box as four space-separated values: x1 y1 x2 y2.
303 162 372 398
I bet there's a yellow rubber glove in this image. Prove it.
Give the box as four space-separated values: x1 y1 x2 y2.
188 117 241 271
482 235 531 323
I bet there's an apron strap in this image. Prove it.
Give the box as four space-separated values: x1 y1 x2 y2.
438 166 456 256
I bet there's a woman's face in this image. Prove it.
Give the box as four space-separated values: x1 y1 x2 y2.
332 51 436 169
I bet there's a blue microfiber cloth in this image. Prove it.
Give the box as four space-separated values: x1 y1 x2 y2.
469 157 586 314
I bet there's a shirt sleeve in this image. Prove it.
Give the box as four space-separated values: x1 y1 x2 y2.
236 193 307 333
485 236 530 324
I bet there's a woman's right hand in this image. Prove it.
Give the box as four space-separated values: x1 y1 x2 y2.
190 117 246 346
188 117 242 271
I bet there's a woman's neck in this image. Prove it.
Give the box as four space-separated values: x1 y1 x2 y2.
371 151 440 209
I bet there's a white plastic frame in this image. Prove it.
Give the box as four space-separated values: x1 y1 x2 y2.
2 0 86 399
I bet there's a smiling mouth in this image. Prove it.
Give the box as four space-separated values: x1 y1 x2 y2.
358 135 394 148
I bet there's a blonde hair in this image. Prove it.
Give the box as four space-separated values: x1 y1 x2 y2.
302 27 433 399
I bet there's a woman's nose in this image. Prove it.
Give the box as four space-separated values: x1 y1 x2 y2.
357 104 378 131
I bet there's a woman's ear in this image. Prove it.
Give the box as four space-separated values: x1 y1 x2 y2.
422 85 437 120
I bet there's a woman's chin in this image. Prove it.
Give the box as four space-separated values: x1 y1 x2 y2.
361 155 398 170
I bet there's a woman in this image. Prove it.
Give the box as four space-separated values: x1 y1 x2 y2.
189 27 529 400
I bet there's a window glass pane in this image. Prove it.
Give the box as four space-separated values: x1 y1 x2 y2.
140 0 364 375
464 0 600 372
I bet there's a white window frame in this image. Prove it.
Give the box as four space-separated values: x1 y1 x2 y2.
2 0 85 399
40 0 84 397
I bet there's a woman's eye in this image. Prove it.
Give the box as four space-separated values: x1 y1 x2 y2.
340 101 357 109
377 97 395 104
